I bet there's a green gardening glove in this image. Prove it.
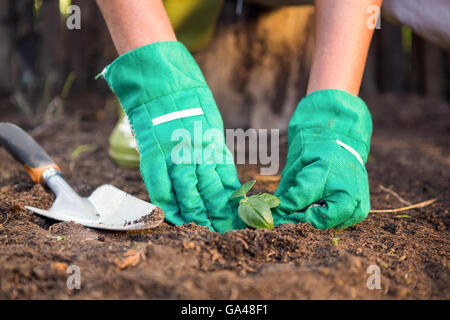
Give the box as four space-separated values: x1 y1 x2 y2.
274 89 373 229
101 41 245 233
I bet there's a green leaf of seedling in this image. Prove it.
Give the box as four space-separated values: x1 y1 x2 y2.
238 195 273 229
231 189 244 199
231 180 256 199
260 193 280 208
242 180 256 194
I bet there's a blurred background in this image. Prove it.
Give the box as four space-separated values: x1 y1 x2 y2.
0 0 448 132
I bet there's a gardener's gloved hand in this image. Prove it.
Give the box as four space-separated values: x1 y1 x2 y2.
274 90 373 229
101 41 244 233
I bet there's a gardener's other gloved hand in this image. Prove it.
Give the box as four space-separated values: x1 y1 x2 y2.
101 41 244 233
274 90 373 229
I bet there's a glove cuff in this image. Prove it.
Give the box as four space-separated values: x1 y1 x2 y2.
290 89 373 153
101 41 208 114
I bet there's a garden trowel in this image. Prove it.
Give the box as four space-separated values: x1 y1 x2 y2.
0 123 164 231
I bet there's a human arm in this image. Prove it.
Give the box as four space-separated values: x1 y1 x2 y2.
275 0 382 229
96 0 244 233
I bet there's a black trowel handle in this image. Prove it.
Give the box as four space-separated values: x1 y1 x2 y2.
0 123 61 184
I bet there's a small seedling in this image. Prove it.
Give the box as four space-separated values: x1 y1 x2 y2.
331 237 341 245
46 235 66 241
231 180 280 229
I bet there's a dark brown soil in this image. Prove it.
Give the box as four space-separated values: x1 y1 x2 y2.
0 93 448 299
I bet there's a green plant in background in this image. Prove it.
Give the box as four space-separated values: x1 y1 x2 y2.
59 0 72 17
231 180 280 229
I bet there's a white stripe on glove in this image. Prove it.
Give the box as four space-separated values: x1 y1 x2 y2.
152 108 204 126
336 139 364 165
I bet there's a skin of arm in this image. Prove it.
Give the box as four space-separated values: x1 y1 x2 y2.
96 0 176 55
307 0 383 95
97 0 381 94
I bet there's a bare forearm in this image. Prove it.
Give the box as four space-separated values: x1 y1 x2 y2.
307 0 382 95
96 0 176 55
